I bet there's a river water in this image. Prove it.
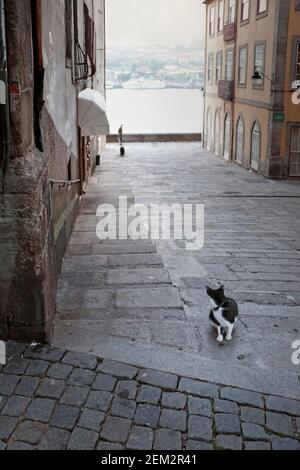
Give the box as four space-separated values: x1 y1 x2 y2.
106 88 203 135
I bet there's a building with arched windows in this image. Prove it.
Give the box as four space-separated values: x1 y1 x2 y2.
203 0 300 178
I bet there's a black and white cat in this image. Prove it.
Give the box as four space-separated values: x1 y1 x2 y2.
206 285 239 343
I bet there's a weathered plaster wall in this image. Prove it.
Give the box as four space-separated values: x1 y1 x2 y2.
42 0 78 160
0 0 56 341
40 0 81 267
0 0 107 342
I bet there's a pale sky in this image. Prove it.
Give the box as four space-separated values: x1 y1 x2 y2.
106 0 206 48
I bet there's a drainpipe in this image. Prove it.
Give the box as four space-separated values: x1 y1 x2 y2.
31 0 44 152
202 4 208 148
230 0 238 163
0 0 10 189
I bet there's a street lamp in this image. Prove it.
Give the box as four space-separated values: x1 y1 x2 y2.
251 67 274 90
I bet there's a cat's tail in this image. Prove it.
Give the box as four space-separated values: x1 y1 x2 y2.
236 317 247 328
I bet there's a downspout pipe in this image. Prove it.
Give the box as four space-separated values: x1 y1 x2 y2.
230 0 238 163
0 0 10 189
202 3 208 148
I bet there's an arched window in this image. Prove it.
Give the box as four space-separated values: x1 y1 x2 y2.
236 117 244 164
251 121 261 170
206 108 212 151
223 113 231 161
214 110 220 156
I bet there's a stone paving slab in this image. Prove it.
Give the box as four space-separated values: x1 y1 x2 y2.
92 244 157 255
0 342 299 450
108 254 163 268
54 319 200 352
116 287 182 309
58 272 107 289
62 255 108 272
57 289 115 311
106 268 171 286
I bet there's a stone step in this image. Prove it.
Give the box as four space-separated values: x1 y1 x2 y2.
106 268 171 286
56 307 185 322
179 288 294 308
57 286 183 311
92 244 157 255
58 272 107 289
52 332 300 400
57 288 115 311
116 287 183 309
62 256 108 273
66 244 157 256
69 232 155 246
54 318 199 352
108 254 163 268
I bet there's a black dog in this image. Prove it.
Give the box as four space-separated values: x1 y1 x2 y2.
120 146 125 157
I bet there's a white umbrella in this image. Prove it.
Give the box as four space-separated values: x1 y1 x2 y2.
78 88 110 136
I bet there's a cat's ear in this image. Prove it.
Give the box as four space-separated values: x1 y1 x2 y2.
219 284 225 291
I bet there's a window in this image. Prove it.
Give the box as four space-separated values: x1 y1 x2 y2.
241 0 250 22
225 50 233 81
257 0 268 15
253 43 265 86
31 0 44 152
289 127 300 176
84 4 95 62
228 0 236 24
208 53 214 83
216 51 223 83
215 110 221 156
224 114 231 161
238 47 247 85
251 122 261 170
236 117 245 163
209 6 216 36
218 0 224 32
295 41 300 81
65 0 73 63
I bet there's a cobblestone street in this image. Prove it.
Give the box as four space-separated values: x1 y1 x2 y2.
2 0 300 453
0 342 300 450
53 143 300 401
2 143 299 450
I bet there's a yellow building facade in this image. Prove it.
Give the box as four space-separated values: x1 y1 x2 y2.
203 0 300 178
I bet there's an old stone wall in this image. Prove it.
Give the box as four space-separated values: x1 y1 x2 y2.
0 0 106 342
0 0 56 342
107 134 202 143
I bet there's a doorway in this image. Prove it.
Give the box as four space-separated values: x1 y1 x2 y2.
223 114 231 161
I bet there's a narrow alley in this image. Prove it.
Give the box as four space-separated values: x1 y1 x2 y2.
2 0 300 454
53 142 300 399
2 143 300 451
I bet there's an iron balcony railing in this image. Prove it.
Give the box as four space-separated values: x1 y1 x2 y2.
218 80 235 101
74 42 96 83
74 42 89 82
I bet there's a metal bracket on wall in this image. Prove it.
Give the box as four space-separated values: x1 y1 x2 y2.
49 179 80 190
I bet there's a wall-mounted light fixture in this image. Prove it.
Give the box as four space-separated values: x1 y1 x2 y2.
252 66 274 91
